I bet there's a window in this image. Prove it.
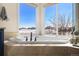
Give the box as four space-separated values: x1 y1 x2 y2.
18 3 76 43
45 3 74 36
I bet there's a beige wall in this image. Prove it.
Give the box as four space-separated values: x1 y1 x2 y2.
0 3 19 39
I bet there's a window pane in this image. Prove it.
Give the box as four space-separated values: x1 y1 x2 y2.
19 3 36 38
45 4 57 35
58 3 73 35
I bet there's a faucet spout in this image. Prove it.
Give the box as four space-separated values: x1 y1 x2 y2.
30 32 32 41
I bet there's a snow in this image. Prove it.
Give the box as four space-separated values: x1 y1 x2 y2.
13 28 72 44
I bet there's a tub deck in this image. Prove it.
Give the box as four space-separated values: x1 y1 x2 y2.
4 40 79 56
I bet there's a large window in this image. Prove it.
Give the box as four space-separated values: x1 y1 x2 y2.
19 3 75 36
18 3 75 43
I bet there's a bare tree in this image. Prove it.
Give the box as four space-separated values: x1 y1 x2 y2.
48 15 72 35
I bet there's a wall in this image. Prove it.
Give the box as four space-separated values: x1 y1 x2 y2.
0 3 19 40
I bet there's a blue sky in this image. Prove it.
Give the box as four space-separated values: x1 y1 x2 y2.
45 3 73 26
19 3 73 28
20 3 36 28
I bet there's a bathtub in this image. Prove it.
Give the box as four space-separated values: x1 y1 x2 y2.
9 35 72 44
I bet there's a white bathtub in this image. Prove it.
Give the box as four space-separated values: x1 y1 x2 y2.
36 35 72 44
9 35 72 44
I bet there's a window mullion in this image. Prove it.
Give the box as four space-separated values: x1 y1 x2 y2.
56 4 59 36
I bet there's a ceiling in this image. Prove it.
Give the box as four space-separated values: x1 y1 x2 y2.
27 3 56 7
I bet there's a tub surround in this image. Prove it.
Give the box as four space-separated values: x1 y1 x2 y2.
4 34 79 56
4 40 79 48
4 32 18 40
4 40 79 56
7 34 72 44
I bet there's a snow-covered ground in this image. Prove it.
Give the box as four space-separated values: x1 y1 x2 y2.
10 28 72 44
10 30 72 43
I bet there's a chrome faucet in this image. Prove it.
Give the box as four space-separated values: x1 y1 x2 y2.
30 32 37 42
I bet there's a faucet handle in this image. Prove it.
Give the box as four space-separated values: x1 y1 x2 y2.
26 36 28 41
30 32 32 41
34 37 37 41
